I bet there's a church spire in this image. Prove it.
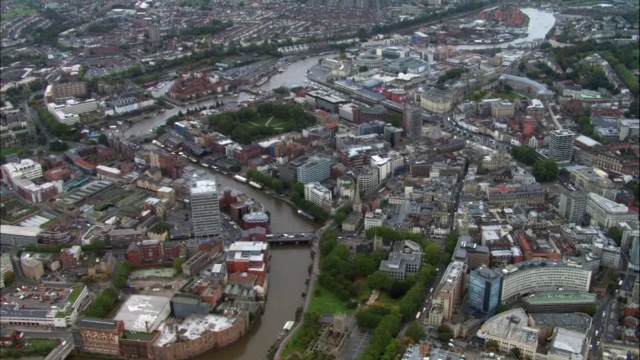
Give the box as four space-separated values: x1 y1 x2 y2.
352 180 362 214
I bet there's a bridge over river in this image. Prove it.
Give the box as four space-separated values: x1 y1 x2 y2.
266 232 316 245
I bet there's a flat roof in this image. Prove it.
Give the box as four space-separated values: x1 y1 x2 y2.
76 317 121 331
190 179 218 194
478 308 539 347
113 295 171 332
154 313 237 347
0 225 42 237
523 291 596 305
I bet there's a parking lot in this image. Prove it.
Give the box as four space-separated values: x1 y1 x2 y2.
2 285 72 310
342 325 371 360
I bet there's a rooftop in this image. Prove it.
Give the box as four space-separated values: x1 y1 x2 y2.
478 308 539 347
113 295 171 332
190 179 218 195
76 317 121 331
522 291 596 306
154 313 237 347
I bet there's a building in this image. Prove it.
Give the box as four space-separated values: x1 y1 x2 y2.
491 101 515 119
113 295 171 332
148 24 160 44
521 291 597 313
586 192 637 229
486 183 545 206
60 246 82 268
20 253 44 280
500 261 592 304
181 250 211 277
50 82 88 99
379 240 424 280
1 159 43 184
73 318 125 356
46 99 98 125
364 210 385 230
108 229 142 249
0 303 68 328
190 179 222 238
304 182 332 208
558 191 587 225
468 266 502 314
418 87 456 113
477 308 539 359
431 261 466 323
296 157 332 184
403 104 422 139
127 240 182 268
225 241 269 285
547 327 589 360
549 129 575 164
170 294 213 320
0 225 41 249
0 253 13 289
630 235 639 272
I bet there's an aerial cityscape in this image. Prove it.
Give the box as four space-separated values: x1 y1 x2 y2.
0 0 638 360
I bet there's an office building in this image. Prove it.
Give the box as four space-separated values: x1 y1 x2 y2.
304 182 332 208
1 159 43 184
558 191 587 225
431 261 466 323
477 308 539 359
629 235 639 272
500 261 592 304
521 291 597 313
379 240 424 280
468 266 502 313
190 179 222 238
403 104 422 139
20 253 44 280
0 225 41 249
586 192 637 229
0 253 13 289
296 157 331 184
549 129 575 164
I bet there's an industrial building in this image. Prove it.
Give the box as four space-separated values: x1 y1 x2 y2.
113 295 171 332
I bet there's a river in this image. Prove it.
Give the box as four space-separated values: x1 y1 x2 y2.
454 8 556 50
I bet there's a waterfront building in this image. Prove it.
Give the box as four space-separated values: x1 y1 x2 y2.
296 157 332 184
304 182 332 208
468 266 502 314
549 129 575 164
190 179 222 238
73 318 125 356
113 295 171 332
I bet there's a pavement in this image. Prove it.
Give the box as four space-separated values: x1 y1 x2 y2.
341 321 371 360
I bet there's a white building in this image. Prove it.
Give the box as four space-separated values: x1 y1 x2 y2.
46 99 98 125
370 155 391 182
548 129 575 164
586 192 637 229
1 159 43 184
364 210 385 230
304 182 332 208
477 308 539 359
189 179 222 238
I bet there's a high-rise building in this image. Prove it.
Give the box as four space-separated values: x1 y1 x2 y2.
431 261 466 323
403 104 422 139
148 24 160 44
548 129 575 164
468 266 503 313
190 179 222 238
558 191 587 225
296 157 331 184
629 235 639 272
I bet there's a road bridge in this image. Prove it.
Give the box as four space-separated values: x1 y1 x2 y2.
266 232 316 245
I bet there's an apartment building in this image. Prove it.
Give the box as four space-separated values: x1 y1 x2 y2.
303 182 332 208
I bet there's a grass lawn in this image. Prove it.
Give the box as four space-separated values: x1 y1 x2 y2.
1 9 37 20
0 148 23 157
0 338 59 358
375 291 403 311
309 283 353 315
490 91 526 101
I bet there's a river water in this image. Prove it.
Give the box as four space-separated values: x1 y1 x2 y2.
454 8 556 50
116 9 555 359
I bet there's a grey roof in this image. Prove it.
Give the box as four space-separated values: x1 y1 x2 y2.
76 317 121 331
0 304 50 319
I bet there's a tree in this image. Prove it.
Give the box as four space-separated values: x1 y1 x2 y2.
173 257 186 274
485 340 499 351
368 271 394 291
511 146 538 165
3 271 15 286
98 134 109 146
532 159 558 182
354 254 377 277
49 140 69 152
359 65 369 73
424 243 441 266
405 322 426 342
607 226 623 246
510 347 522 359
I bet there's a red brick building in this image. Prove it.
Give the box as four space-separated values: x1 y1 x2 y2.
74 318 125 356
127 240 183 268
225 241 269 286
119 330 160 359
